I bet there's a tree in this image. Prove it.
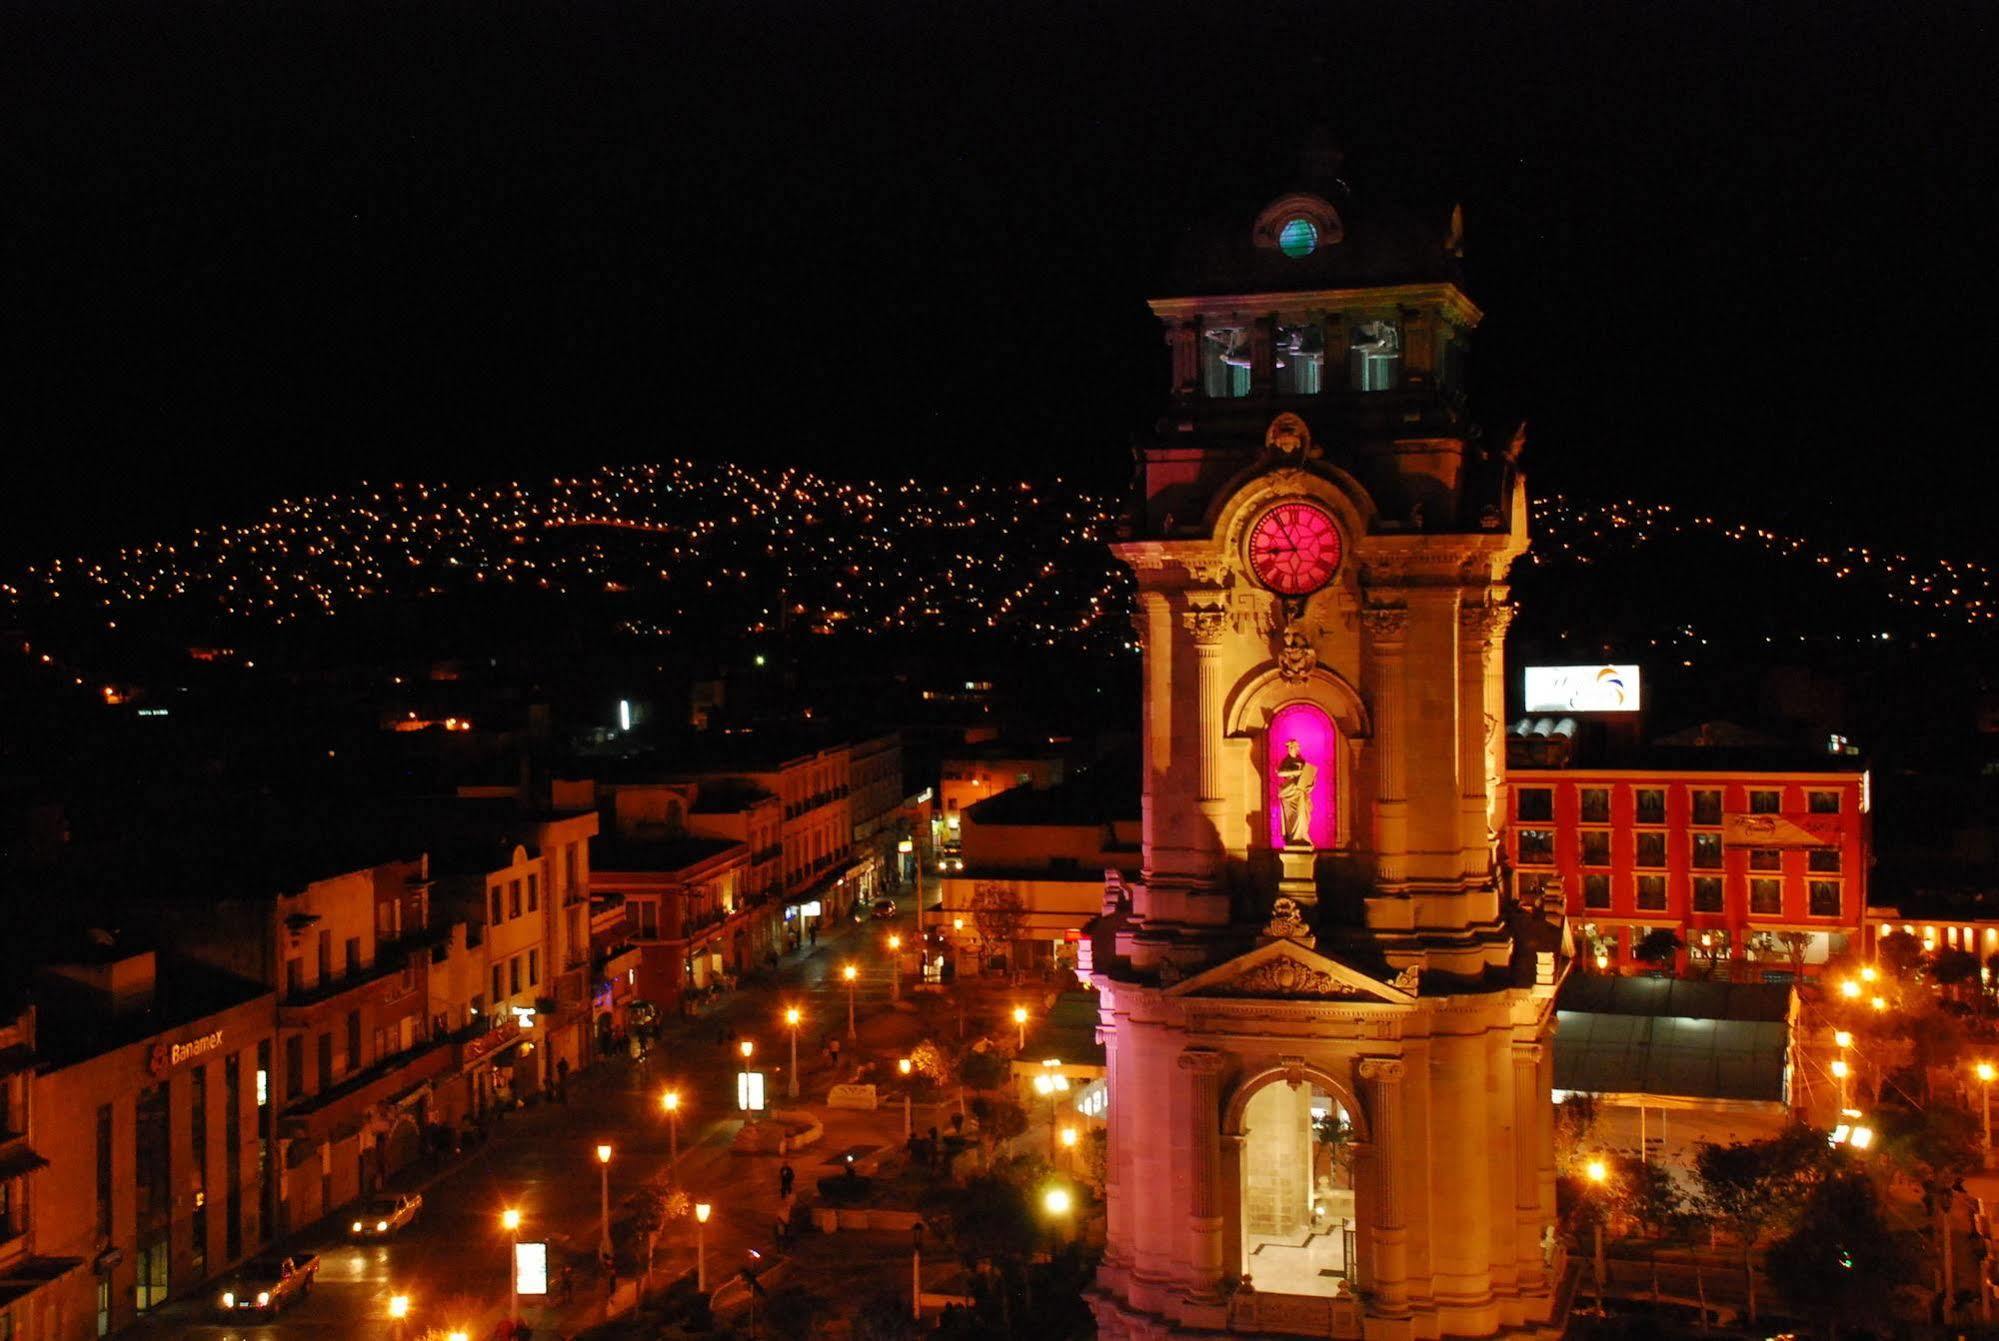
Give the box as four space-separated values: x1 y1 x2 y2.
855 1289 921 1341
1552 1093 1602 1173
971 883 1027 979
1876 1103 1982 1323
1930 946 1981 1004
1689 1126 1834 1322
959 1048 1010 1092
1878 929 1925 980
1765 1170 1919 1340
1603 1152 1683 1239
1779 931 1813 977
971 1095 1028 1164
1632 928 1683 970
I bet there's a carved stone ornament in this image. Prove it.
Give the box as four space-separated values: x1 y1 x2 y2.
1389 965 1421 995
1460 601 1515 641
1264 412 1317 460
1178 1048 1228 1075
1182 607 1229 643
1358 604 1409 640
1261 896 1316 948
1184 557 1233 586
1223 958 1362 999
1275 626 1317 682
1355 1057 1407 1085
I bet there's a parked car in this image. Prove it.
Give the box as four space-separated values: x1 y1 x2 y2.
217 1252 319 1317
869 898 898 920
350 1192 423 1239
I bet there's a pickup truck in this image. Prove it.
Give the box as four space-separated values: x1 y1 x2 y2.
217 1252 319 1317
350 1192 423 1239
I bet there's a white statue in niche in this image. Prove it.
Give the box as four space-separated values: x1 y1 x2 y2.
1275 738 1318 848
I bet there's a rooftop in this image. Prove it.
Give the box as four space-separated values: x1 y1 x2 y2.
592 834 743 875
964 755 1138 827
32 955 272 1072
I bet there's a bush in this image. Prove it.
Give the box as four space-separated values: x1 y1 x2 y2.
960 1049 1010 1090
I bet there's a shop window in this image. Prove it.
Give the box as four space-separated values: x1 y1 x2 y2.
1635 832 1667 868
1273 323 1324 395
1583 874 1611 909
1348 318 1401 391
1581 831 1611 867
1692 876 1724 913
1579 788 1610 824
1692 833 1723 869
1749 789 1781 814
1517 788 1553 822
1635 875 1667 911
1809 790 1841 814
1635 789 1666 824
1809 881 1842 917
1516 830 1555 865
1201 326 1252 399
1750 878 1782 915
1808 848 1843 873
1750 848 1782 871
1691 789 1722 826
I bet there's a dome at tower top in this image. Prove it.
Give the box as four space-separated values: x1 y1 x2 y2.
1157 148 1466 299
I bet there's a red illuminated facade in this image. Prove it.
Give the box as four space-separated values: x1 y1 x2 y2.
1506 766 1869 977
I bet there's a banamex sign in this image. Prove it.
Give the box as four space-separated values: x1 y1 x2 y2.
149 1029 224 1079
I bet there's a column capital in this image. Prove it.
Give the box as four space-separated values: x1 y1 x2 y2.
1359 603 1409 643
1511 1041 1544 1065
1182 606 1229 644
1356 1056 1406 1086
1460 600 1516 641
1178 1047 1229 1076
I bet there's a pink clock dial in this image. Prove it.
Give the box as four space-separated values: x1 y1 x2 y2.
1247 501 1343 596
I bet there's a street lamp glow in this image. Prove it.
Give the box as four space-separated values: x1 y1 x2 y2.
388 1295 410 1320
889 934 901 951
449 1332 470 1341
1860 965 1879 983
1831 1058 1850 1079
1013 1006 1028 1025
740 1038 755 1061
596 1143 613 1165
953 917 964 932
502 1208 522 1232
1834 1030 1853 1049
1059 1126 1078 1148
695 1203 712 1224
1849 1125 1874 1149
843 963 858 982
1584 1158 1608 1185
899 1057 913 1076
661 1090 679 1113
1042 1187 1073 1216
1871 995 1889 1012
1978 1061 1996 1084
1840 979 1862 999
785 1007 801 1027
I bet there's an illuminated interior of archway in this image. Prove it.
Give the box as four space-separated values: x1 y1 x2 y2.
1240 1082 1356 1296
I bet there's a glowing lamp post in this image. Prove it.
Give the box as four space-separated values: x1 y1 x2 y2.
1584 1157 1609 1313
911 1220 925 1321
1840 978 1862 1000
842 963 859 1040
1012 1006 1028 1052
595 1144 614 1262
899 1057 914 1137
1979 1061 1996 1162
502 1208 523 1325
661 1090 681 1167
785 1008 802 1099
1059 1124 1078 1174
694 1203 712 1292
888 934 903 1001
1034 1064 1070 1157
1041 1184 1074 1249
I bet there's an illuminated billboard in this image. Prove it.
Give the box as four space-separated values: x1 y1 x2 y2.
514 1241 548 1296
1523 665 1641 714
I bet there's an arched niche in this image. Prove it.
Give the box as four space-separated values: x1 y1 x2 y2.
1204 459 1376 558
1226 666 1370 853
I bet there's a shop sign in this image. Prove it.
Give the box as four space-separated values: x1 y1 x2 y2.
459 1016 521 1067
1722 813 1841 849
149 1029 224 1079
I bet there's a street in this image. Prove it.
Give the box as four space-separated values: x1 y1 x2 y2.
121 905 944 1340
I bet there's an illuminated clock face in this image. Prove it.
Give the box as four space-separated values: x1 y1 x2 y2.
1247 501 1343 595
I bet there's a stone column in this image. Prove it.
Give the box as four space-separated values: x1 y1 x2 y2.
1136 591 1171 889
1179 1049 1229 1303
1358 1058 1410 1318
1362 604 1410 887
1183 605 1229 883
1512 1042 1547 1294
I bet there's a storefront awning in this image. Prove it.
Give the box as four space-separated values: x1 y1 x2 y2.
0 1143 53 1180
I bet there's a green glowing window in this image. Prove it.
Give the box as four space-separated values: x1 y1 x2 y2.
1277 218 1317 258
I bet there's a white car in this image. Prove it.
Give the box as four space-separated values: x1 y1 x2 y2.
349 1192 422 1239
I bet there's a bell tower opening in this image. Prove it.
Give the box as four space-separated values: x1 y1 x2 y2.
1240 1082 1356 1297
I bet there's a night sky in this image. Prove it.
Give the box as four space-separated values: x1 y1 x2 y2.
4 1 1993 562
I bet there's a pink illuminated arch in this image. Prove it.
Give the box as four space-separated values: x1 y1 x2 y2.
1266 701 1338 849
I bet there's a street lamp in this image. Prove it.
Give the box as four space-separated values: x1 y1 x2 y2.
1978 1061 1996 1162
889 933 903 1001
1013 1005 1028 1052
785 1007 802 1099
502 1208 523 1326
661 1090 681 1167
1840 978 1863 1000
1033 1065 1070 1158
595 1144 614 1262
899 1057 914 1137
1042 1184 1074 1250
740 1038 755 1063
843 963 859 1040
1584 1157 1609 1314
1831 1057 1851 1111
694 1203 712 1292
910 1221 925 1322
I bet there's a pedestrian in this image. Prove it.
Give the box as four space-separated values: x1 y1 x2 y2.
829 1037 841 1065
779 1162 795 1197
808 923 817 947
556 1056 570 1103
559 1263 574 1303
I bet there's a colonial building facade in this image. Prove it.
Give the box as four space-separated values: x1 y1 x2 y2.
1087 159 1566 1340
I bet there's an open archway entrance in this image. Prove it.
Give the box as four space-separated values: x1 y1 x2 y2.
1240 1081 1356 1295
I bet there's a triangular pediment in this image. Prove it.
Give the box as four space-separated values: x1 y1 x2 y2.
1165 937 1416 1005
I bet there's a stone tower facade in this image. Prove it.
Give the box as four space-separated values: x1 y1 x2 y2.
1086 163 1569 1340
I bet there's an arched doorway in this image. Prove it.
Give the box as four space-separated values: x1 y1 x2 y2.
1237 1081 1358 1296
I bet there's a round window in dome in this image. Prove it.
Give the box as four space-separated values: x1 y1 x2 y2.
1277 217 1318 258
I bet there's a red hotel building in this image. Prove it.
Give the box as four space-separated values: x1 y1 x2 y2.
1505 751 1869 978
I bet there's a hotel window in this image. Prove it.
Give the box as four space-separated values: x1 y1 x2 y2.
1201 326 1252 399
1749 848 1782 871
1348 318 1402 391
490 886 504 925
1634 789 1666 825
1516 788 1553 823
528 949 540 987
1749 789 1781 814
1581 831 1611 867
1691 833 1723 869
527 873 540 912
1809 790 1841 814
1635 831 1666 868
1583 874 1611 909
1516 830 1556 865
1273 322 1324 395
1808 848 1843 873
1750 878 1782 915
1579 788 1610 824
1692 876 1724 913
1691 789 1722 826
1809 881 1842 917
509 880 522 918
1635 875 1667 911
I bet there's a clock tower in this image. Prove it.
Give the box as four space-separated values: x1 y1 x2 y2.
1087 154 1569 1340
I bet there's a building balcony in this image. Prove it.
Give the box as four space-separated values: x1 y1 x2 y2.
276 1036 453 1141
279 958 406 1025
